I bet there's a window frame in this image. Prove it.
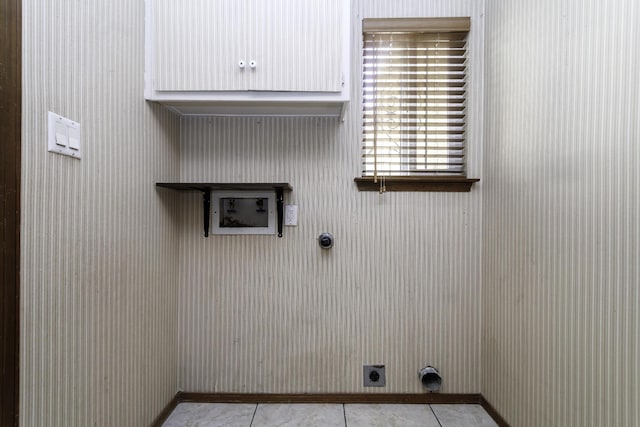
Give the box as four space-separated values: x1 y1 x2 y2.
355 17 479 192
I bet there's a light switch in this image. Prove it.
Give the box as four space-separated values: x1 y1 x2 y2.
67 126 80 150
48 111 81 159
284 205 298 226
54 121 68 146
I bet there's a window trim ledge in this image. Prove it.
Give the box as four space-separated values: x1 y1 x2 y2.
354 176 479 192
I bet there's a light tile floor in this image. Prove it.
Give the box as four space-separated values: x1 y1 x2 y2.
163 402 498 427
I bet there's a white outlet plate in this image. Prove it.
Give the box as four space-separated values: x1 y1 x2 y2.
48 111 81 159
284 205 298 226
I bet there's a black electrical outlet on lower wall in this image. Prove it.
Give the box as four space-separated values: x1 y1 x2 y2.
363 365 386 387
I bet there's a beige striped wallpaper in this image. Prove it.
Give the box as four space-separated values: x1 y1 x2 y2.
176 0 485 394
21 0 181 426
483 0 640 425
22 0 640 424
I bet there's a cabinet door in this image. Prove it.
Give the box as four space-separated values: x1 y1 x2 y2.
152 0 344 93
250 0 343 92
153 0 250 91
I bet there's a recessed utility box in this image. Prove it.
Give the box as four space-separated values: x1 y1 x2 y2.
211 191 276 235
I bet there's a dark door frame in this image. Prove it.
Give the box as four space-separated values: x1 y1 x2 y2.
0 0 21 424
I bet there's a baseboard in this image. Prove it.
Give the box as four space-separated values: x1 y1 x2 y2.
179 392 482 405
150 392 181 427
480 395 510 427
151 392 509 427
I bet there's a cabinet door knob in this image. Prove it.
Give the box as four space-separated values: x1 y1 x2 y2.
238 60 246 69
249 60 257 69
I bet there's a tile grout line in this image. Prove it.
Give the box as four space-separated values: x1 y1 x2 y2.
429 404 444 427
249 403 258 426
342 403 347 427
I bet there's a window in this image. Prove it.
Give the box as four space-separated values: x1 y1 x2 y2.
355 17 478 192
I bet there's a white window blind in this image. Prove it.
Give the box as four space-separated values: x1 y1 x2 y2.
362 17 470 178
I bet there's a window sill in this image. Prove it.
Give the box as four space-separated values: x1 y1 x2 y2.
354 176 479 192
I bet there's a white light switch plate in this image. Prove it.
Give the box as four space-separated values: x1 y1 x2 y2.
284 205 298 226
48 111 81 159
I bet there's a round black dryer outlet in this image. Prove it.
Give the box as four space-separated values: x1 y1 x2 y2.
318 232 334 249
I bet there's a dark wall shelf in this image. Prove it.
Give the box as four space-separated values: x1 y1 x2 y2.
156 182 293 192
156 182 293 237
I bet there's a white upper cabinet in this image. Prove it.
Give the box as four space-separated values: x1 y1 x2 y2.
153 0 248 91
249 0 343 92
145 0 350 116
